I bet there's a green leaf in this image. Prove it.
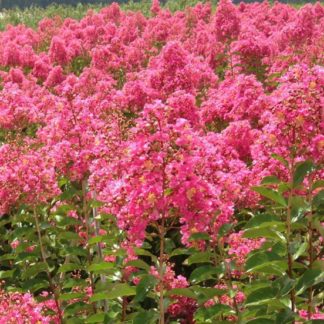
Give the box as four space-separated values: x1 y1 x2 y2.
194 287 226 304
189 232 211 241
293 160 315 188
52 203 74 214
275 308 294 324
194 304 232 321
245 287 278 306
0 254 15 261
88 236 104 245
292 261 307 270
22 279 49 292
58 263 81 273
218 223 232 238
62 278 87 289
54 215 80 226
133 310 157 324
278 182 290 194
243 228 285 242
312 180 324 190
185 252 212 265
60 186 80 200
22 262 48 279
272 275 295 297
291 196 308 223
293 242 307 260
59 292 85 301
252 186 287 207
244 214 282 229
256 261 288 276
190 265 223 284
266 299 290 310
65 319 84 324
166 288 197 299
133 248 157 261
85 313 107 323
271 154 288 167
311 260 324 271
88 262 114 273
170 248 192 257
0 269 15 279
111 248 127 257
62 246 87 257
64 301 91 315
125 259 150 271
313 190 324 208
313 220 324 238
89 199 104 208
262 176 281 185
13 227 35 237
164 188 173 196
164 238 176 254
135 274 157 302
90 283 136 301
58 177 69 186
246 319 274 324
246 252 286 275
58 231 80 241
295 269 324 295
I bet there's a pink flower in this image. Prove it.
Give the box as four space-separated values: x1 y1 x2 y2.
214 0 240 42
10 240 20 250
151 0 161 15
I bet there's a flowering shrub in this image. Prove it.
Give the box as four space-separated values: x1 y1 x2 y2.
0 0 323 323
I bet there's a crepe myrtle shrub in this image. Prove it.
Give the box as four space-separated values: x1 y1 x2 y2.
0 0 323 323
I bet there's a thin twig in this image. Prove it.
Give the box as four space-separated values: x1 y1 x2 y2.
92 190 109 312
33 207 63 322
82 179 97 314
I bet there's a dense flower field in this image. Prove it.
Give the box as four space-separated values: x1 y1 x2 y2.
0 0 323 323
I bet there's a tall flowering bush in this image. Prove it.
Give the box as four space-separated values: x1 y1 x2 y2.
0 0 323 323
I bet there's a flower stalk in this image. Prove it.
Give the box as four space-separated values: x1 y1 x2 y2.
33 207 63 322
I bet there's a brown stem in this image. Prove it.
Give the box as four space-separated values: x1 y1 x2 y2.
287 166 296 320
158 216 166 324
307 177 314 319
82 179 97 313
33 208 63 323
225 261 240 320
154 119 169 324
218 239 240 322
92 191 109 313
121 296 128 322
212 243 218 267
225 42 234 77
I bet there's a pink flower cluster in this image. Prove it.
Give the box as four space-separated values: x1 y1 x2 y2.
0 0 322 243
150 264 197 322
205 283 245 321
226 230 265 276
0 286 58 324
0 143 60 214
299 308 324 321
